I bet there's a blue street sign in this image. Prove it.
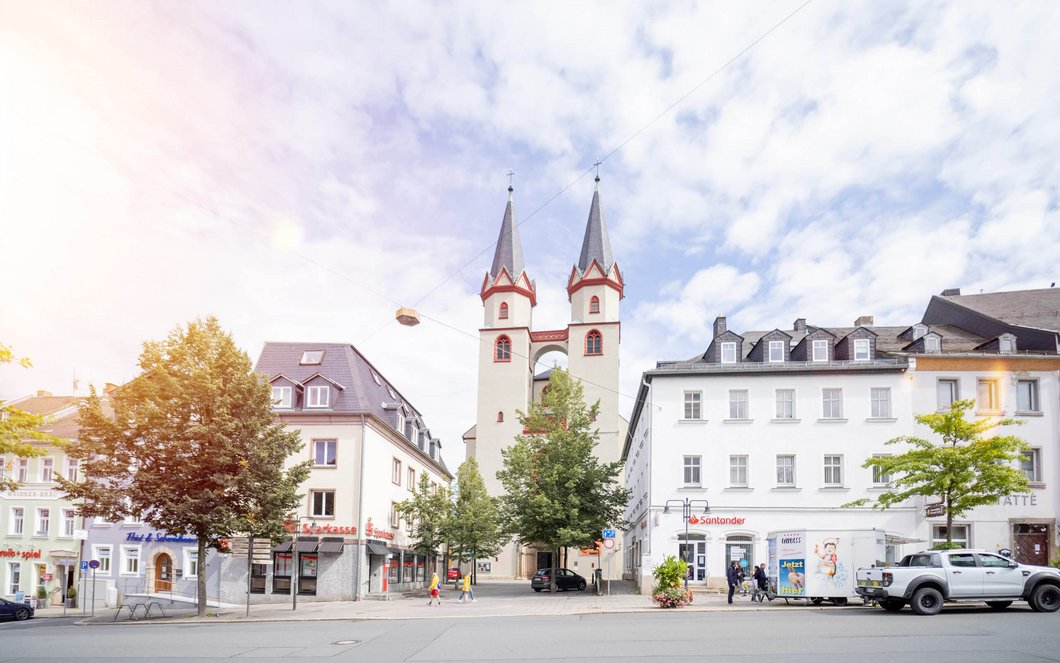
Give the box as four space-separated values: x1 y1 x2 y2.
602 529 616 539
80 561 88 571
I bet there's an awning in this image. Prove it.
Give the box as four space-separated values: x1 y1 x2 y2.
886 534 926 545
295 536 319 553
319 537 344 554
49 549 79 559
272 541 293 553
366 542 390 556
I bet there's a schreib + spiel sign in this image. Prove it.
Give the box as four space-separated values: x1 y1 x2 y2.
0 548 43 560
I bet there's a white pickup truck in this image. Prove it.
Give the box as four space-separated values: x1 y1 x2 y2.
855 549 1060 615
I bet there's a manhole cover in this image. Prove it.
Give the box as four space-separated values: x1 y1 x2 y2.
333 640 361 646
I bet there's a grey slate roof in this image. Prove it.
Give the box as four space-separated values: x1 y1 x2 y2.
489 188 525 280
577 178 614 273
935 288 1060 333
255 342 450 477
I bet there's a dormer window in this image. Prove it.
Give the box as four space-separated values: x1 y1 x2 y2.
768 341 784 363
853 338 871 361
720 342 737 364
498 302 509 320
585 330 603 356
924 336 940 354
589 296 600 314
299 350 324 365
271 386 292 409
410 424 418 443
396 412 405 435
999 335 1016 355
306 385 329 408
812 340 828 362
495 335 512 362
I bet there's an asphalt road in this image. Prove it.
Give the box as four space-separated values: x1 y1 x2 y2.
2 607 1059 662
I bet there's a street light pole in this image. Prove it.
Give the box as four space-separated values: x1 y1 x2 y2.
663 498 710 591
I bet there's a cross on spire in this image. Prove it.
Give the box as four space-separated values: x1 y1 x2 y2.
506 169 516 191
593 160 602 182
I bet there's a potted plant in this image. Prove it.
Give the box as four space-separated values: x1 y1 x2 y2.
36 586 48 609
66 586 77 608
651 556 694 608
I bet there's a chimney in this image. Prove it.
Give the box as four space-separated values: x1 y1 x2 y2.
793 318 806 333
104 383 119 395
941 288 961 296
36 389 53 398
854 315 874 327
713 315 727 338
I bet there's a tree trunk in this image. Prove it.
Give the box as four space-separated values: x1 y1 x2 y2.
550 547 558 592
196 536 207 617
945 493 953 545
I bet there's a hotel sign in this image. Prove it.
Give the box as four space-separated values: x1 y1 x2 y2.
1 489 63 500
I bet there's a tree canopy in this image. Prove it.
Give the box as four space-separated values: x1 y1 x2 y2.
846 399 1029 545
449 457 507 574
396 472 451 560
59 317 310 614
0 342 53 491
497 368 628 590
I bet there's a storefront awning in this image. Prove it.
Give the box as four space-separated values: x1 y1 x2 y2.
366 542 390 556
272 541 293 553
886 534 926 546
318 537 344 554
49 549 79 559
295 536 319 553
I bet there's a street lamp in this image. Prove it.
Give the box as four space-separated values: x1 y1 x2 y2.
663 498 710 590
292 516 316 611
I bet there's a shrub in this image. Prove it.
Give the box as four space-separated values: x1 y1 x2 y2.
653 586 694 608
652 555 688 592
67 586 77 599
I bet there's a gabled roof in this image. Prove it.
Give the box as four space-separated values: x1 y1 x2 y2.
577 177 614 274
4 394 85 441
935 288 1060 333
489 187 525 281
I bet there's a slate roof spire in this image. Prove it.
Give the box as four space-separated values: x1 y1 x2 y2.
577 175 614 273
489 185 525 279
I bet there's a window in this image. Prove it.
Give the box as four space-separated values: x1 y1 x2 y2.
683 456 701 486
924 336 940 353
498 302 509 319
121 546 141 576
999 336 1016 354
728 390 748 419
495 335 511 362
407 468 416 492
184 548 199 579
65 458 79 482
683 392 702 420
872 454 892 485
823 455 843 486
250 563 267 594
812 340 828 362
409 424 418 444
392 458 402 485
17 458 28 483
730 455 748 487
313 439 337 467
271 386 292 408
1017 380 1040 412
585 330 603 356
9 507 23 535
40 457 54 483
822 388 843 419
310 490 335 518
775 389 795 419
35 508 49 536
62 509 76 537
7 562 20 595
768 341 784 363
937 379 959 409
306 385 329 408
94 545 112 574
977 379 999 411
776 455 795 486
396 413 406 435
853 338 871 361
390 502 400 529
589 296 600 314
299 554 318 595
123 512 142 525
273 553 292 592
870 388 892 418
932 525 968 548
1021 449 1042 483
720 342 737 364
497 411 504 422
299 350 324 365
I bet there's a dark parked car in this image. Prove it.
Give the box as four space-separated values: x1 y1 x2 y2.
0 598 34 621
531 568 587 592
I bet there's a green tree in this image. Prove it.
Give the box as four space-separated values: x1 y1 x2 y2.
448 457 507 579
846 399 1029 546
497 368 629 592
0 343 54 491
396 472 451 563
58 318 310 616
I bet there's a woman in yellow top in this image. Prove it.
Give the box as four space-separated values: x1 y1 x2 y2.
427 571 441 606
459 572 476 602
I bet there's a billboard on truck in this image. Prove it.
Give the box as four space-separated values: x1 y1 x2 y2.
767 529 887 603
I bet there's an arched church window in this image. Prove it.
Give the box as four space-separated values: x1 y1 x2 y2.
585 330 603 356
589 296 600 314
497 411 504 422
495 335 512 362
499 302 509 319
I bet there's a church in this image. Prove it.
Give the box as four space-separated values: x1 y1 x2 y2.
463 177 628 580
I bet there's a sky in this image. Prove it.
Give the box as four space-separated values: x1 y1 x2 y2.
1 0 1058 471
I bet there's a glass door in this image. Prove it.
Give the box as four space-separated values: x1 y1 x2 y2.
678 535 707 582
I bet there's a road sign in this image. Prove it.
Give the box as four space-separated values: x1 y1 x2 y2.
88 560 100 570
603 538 615 549
80 561 89 571
602 529 616 540
72 529 89 540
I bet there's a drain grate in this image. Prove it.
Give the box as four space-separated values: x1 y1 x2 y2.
333 640 361 646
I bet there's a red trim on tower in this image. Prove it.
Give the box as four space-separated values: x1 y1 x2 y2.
567 260 624 301
584 329 603 356
530 329 569 343
494 335 512 362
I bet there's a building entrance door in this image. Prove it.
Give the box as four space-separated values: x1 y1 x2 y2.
1014 524 1048 566
536 551 553 572
678 534 707 582
155 553 173 591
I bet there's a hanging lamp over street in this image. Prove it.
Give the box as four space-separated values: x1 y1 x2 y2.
395 307 420 326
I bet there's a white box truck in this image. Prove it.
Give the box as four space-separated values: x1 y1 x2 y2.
766 529 888 606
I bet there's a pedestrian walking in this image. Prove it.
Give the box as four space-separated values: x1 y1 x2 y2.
459 572 476 602
427 571 442 606
726 561 739 605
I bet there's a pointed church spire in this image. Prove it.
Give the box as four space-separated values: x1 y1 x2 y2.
490 185 525 279
577 175 614 273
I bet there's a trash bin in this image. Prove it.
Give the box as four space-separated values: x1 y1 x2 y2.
594 569 604 595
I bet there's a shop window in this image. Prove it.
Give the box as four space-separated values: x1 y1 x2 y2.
589 296 600 314
298 555 318 595
498 302 509 319
495 335 511 362
388 559 399 584
273 553 293 593
585 330 603 356
931 525 969 548
250 563 267 594
403 558 414 582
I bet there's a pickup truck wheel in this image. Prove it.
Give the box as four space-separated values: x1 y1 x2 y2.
910 587 943 615
880 599 905 612
1030 584 1060 613
985 601 1012 610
